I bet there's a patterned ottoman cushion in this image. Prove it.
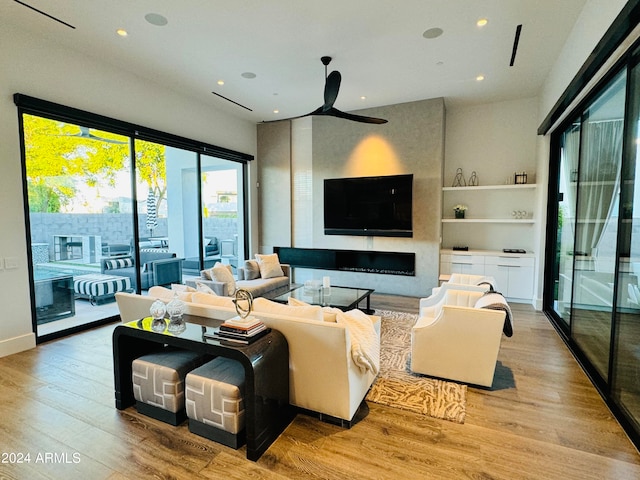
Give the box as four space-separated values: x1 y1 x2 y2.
186 357 245 435
74 273 131 298
132 350 209 414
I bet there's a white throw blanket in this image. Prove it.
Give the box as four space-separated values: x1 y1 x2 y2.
335 309 380 375
474 292 513 337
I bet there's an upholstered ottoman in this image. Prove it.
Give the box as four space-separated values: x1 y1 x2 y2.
185 357 246 449
132 349 210 426
74 273 132 305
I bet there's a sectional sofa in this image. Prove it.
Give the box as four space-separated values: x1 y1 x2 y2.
115 289 380 425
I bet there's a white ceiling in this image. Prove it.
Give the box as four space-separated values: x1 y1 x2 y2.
3 0 588 124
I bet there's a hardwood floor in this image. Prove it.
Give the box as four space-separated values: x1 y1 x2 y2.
1 295 639 479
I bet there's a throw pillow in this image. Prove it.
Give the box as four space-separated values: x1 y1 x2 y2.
255 253 284 279
191 292 236 309
244 260 261 280
253 297 323 322
195 281 217 295
148 285 173 300
211 262 236 296
171 283 196 293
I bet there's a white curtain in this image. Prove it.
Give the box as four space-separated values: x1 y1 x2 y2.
574 119 624 256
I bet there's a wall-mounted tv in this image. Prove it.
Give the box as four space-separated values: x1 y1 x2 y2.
324 174 413 237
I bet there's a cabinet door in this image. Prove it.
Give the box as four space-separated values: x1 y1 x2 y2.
508 266 534 299
484 264 510 294
450 254 484 275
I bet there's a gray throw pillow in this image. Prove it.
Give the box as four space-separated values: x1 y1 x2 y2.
244 260 261 280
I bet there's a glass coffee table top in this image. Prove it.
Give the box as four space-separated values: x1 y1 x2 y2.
272 284 374 313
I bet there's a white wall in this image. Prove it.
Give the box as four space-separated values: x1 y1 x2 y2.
0 23 256 357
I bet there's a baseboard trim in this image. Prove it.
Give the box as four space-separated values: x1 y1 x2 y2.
0 332 36 358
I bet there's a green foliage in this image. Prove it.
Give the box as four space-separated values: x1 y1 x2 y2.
23 115 166 213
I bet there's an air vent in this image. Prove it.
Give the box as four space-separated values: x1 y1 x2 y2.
510 24 522 66
13 0 75 29
211 91 253 112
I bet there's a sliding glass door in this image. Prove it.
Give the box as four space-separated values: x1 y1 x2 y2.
23 114 133 337
551 121 581 327
612 54 640 434
134 140 198 290
200 154 246 273
545 46 640 447
17 96 252 341
571 71 625 379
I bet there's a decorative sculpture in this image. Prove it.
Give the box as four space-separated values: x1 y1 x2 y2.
452 168 466 187
468 171 478 186
233 289 254 320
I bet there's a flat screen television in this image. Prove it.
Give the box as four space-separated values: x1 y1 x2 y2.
324 174 413 237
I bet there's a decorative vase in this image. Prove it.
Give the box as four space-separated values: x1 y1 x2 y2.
455 210 465 219
149 299 167 332
166 293 186 334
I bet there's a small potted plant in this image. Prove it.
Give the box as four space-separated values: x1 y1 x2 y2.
454 204 467 219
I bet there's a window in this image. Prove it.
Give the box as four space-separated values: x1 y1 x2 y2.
16 95 252 341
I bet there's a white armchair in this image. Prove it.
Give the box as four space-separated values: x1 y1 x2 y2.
432 273 497 296
411 289 506 387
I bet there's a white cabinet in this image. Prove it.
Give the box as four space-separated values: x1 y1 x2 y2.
484 255 535 300
441 253 485 275
440 249 535 303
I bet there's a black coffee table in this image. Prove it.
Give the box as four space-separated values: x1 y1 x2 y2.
272 285 374 314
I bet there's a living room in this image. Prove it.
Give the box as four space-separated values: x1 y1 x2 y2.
1 1 639 478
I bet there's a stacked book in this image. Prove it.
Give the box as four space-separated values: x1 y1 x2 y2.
207 316 270 345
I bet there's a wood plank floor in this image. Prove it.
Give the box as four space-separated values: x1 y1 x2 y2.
1 294 639 479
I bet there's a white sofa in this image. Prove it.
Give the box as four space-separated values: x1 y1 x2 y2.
411 289 507 387
431 273 497 296
115 290 380 425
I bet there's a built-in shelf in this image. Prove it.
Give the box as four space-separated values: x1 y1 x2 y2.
442 184 537 191
442 218 535 224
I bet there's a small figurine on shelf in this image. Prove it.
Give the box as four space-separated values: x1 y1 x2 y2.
468 171 479 186
454 204 467 219
452 168 466 187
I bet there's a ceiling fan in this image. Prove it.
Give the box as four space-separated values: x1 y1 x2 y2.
58 126 127 144
269 56 388 124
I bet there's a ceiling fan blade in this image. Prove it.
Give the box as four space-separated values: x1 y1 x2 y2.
323 71 341 112
261 106 324 123
325 107 388 124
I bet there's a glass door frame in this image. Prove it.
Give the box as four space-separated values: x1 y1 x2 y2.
15 94 253 343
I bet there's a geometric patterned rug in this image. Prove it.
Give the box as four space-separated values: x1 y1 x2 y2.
366 310 467 424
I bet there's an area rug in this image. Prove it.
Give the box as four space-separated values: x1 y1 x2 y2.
366 309 467 424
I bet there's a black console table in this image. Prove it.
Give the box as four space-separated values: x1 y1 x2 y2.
112 316 294 461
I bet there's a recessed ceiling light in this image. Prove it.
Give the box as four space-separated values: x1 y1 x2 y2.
477 18 488 27
422 27 443 39
116 28 128 37
360 96 367 100
476 75 485 81
145 13 168 26
241 72 257 79
217 80 225 86
436 61 444 66
273 109 279 114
